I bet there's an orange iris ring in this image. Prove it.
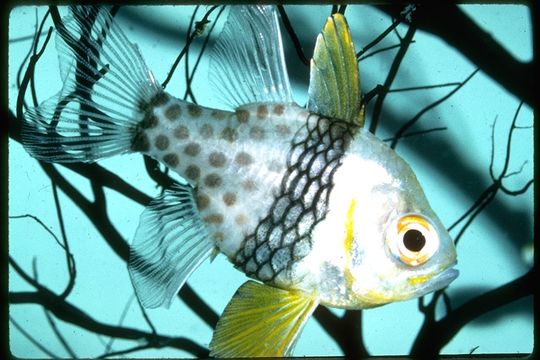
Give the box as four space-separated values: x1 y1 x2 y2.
394 215 440 266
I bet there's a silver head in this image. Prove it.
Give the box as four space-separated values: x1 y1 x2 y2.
306 128 458 309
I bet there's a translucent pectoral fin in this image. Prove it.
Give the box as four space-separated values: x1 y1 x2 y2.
308 13 363 126
128 183 213 309
210 280 319 357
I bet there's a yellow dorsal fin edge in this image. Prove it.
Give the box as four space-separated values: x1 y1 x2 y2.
308 13 364 127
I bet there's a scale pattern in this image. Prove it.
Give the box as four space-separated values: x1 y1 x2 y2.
235 113 356 286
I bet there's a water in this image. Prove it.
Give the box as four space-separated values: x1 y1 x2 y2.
7 5 533 358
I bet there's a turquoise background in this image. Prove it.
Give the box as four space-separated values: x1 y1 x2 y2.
8 5 533 357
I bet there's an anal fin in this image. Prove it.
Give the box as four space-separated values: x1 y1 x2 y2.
210 280 318 357
128 183 212 308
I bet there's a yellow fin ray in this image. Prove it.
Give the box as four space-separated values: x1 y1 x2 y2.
209 280 319 357
307 13 364 126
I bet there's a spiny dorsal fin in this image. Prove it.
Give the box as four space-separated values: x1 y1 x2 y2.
210 280 318 357
128 183 213 308
209 6 293 109
307 13 364 126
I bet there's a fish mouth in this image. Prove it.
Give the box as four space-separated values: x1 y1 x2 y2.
408 262 459 295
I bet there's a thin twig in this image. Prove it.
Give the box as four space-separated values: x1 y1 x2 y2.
382 126 447 143
51 183 77 299
183 6 226 101
357 17 401 59
369 23 416 134
9 316 60 358
359 42 414 61
183 5 199 102
390 69 478 149
448 102 533 241
104 295 136 355
97 343 154 358
43 310 77 358
162 5 221 90
136 297 158 335
10 290 209 357
277 5 309 67
388 81 462 93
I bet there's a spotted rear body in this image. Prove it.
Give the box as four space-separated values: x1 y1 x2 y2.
135 92 357 288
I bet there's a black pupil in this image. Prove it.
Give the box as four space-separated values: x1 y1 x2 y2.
403 229 426 252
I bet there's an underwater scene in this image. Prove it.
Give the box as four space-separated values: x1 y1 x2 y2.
7 4 533 358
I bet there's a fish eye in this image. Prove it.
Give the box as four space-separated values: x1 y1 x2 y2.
389 214 439 267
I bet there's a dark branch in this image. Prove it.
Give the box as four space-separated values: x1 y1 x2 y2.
369 23 416 134
314 307 368 357
411 269 534 356
390 69 478 149
10 291 208 357
278 6 310 67
375 4 534 106
9 316 60 358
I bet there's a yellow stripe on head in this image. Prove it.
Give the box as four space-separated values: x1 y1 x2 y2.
408 273 435 286
343 198 357 287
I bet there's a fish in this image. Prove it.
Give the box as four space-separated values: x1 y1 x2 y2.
20 5 458 357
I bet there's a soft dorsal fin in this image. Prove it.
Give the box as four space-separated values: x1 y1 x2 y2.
307 13 364 126
209 5 293 108
210 281 318 357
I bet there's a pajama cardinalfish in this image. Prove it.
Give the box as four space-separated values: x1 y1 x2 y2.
21 5 458 357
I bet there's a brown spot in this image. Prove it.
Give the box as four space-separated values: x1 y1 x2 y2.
199 124 214 139
242 180 257 191
184 142 201 156
188 104 202 117
204 213 224 224
223 192 236 206
186 165 200 181
165 103 182 120
220 127 238 143
174 125 190 139
150 92 170 107
205 173 223 187
235 214 248 225
273 104 285 115
154 134 169 150
236 109 250 123
276 124 291 135
209 152 226 167
213 232 225 242
249 126 265 140
196 193 210 209
132 132 150 152
141 113 159 129
163 153 179 167
211 110 226 120
235 151 253 166
257 105 268 119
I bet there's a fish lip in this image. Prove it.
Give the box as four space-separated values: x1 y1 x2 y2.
435 264 459 286
410 262 459 295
